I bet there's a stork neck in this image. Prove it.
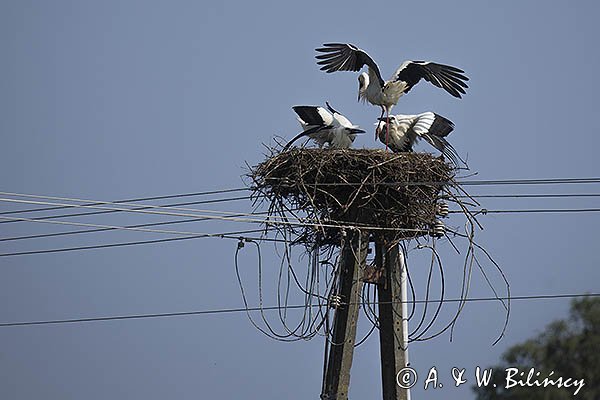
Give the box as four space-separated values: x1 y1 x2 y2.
368 68 384 88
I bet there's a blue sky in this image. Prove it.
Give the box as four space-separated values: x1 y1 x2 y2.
1 1 599 399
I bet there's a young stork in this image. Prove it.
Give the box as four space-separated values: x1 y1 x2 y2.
315 43 469 146
375 112 463 167
283 102 365 151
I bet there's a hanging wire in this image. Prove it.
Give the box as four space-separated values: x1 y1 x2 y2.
234 224 340 342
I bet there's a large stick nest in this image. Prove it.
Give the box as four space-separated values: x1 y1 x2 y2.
250 148 455 248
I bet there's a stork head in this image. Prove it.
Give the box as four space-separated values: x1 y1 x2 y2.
377 116 397 123
375 119 386 139
341 125 365 144
375 116 396 140
346 126 366 136
357 72 369 102
346 126 365 147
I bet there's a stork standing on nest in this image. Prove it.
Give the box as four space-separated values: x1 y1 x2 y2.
375 112 464 167
283 102 365 151
315 43 469 148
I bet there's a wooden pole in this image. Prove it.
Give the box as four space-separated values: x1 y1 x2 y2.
321 229 369 400
377 238 410 400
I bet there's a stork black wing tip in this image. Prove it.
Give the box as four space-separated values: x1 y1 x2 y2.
320 66 338 73
316 43 344 52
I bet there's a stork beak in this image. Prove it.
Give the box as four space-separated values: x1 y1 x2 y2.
351 128 366 134
377 117 387 122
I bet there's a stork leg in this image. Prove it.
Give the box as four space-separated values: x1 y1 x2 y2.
376 106 385 140
385 110 390 153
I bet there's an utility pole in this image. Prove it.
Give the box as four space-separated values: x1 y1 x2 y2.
322 231 411 400
252 147 456 400
321 228 369 400
376 236 410 400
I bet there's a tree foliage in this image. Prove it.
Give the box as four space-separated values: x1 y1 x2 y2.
473 297 599 400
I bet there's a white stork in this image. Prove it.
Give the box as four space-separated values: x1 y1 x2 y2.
283 102 365 151
315 43 469 146
375 112 464 167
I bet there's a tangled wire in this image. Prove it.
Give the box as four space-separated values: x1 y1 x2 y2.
235 146 510 347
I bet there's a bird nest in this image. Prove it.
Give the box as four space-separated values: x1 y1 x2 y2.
249 148 455 249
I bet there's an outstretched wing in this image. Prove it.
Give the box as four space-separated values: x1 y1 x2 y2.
394 61 469 98
315 43 385 86
422 135 463 167
410 112 463 166
292 106 334 127
428 113 455 137
412 112 454 138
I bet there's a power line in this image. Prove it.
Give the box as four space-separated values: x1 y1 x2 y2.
2 191 598 226
1 206 598 256
0 187 251 217
0 195 252 224
0 199 427 234
0 215 259 237
1 183 598 256
0 228 283 257
3 191 598 225
2 201 598 245
254 177 600 187
449 208 600 215
0 210 281 243
0 214 430 259
458 193 600 199
0 293 597 328
457 178 600 186
1 191 597 242
2 176 600 213
3 204 598 256
2 195 599 232
0 198 301 227
0 196 277 224
2 180 599 223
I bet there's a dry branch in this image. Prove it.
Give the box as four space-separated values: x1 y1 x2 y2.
250 147 455 249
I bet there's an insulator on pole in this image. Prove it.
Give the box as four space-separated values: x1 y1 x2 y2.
329 294 342 309
430 220 446 238
436 202 449 217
